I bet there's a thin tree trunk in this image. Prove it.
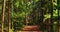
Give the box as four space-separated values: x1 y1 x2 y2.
11 0 13 29
2 0 6 32
8 0 11 32
50 0 53 32
57 0 59 32
24 0 28 25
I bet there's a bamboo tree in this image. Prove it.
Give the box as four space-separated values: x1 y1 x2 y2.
2 0 6 32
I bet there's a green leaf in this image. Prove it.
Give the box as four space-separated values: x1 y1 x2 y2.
15 1 19 8
44 14 51 18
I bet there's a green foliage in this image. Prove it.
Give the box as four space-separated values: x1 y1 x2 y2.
11 0 41 30
0 0 60 31
44 14 51 18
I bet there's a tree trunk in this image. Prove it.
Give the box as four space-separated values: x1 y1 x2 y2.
11 0 13 29
57 0 60 32
50 0 53 32
2 0 6 32
8 0 11 32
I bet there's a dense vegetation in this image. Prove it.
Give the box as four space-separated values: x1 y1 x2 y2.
0 0 60 32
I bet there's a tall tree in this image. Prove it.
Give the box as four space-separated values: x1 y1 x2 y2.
57 0 60 32
2 0 6 32
50 0 53 32
8 0 11 32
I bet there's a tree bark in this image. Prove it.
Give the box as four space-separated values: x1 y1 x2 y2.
50 0 53 32
8 0 11 32
2 0 6 32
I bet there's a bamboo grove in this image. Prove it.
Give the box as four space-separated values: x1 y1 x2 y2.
0 0 60 32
